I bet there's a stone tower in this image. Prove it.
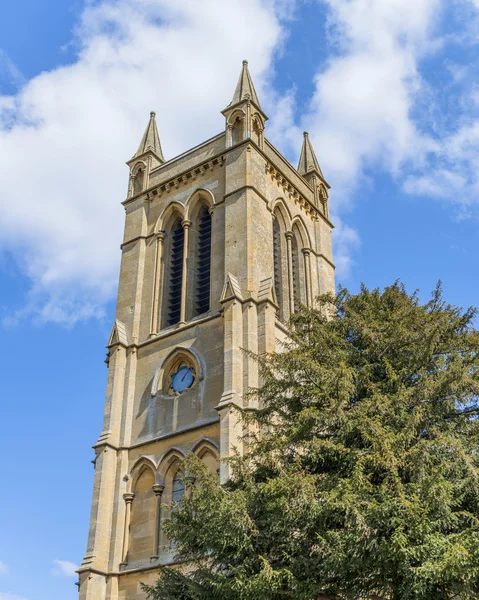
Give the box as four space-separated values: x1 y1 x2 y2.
78 61 335 600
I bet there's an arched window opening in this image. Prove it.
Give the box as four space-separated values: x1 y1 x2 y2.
194 205 211 317
171 471 185 506
273 217 282 318
291 234 301 314
252 118 261 146
128 468 155 562
232 116 244 145
166 218 184 327
133 168 144 195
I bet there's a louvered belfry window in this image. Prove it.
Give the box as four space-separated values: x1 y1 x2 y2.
291 234 301 313
166 218 184 326
273 218 281 314
194 205 212 316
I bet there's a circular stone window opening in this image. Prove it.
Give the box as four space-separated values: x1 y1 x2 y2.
165 355 197 396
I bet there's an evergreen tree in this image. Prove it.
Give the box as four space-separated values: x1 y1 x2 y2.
144 283 479 600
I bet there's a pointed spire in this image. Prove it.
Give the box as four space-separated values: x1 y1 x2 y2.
298 131 324 178
133 111 165 163
229 60 262 111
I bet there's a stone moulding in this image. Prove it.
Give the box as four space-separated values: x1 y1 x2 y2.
265 161 323 222
142 156 225 202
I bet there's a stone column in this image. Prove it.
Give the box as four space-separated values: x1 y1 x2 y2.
120 493 135 568
285 231 294 316
302 248 312 307
151 484 164 560
150 231 165 336
180 219 191 325
226 124 233 148
128 174 136 198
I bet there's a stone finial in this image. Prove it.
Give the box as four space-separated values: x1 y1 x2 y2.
297 130 324 179
228 60 262 110
131 110 165 163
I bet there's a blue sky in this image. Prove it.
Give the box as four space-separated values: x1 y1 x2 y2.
0 1 478 599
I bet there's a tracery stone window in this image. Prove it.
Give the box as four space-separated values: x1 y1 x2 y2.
162 350 198 396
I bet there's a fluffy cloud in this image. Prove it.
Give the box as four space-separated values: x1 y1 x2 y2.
0 594 27 600
0 0 293 325
0 563 7 575
296 0 442 204
51 559 79 578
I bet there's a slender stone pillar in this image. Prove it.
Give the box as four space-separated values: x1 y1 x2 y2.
150 231 165 335
302 248 312 307
119 493 135 568
151 484 165 560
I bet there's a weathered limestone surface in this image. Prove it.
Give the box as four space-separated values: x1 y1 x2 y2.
78 61 335 600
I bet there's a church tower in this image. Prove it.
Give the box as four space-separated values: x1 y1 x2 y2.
78 61 335 600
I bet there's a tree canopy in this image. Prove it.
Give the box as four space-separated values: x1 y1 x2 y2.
144 283 479 600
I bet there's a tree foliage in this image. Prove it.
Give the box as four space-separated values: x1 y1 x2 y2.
143 283 479 600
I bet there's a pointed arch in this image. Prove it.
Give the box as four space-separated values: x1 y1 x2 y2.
157 448 186 482
185 190 213 320
127 460 156 563
193 439 220 476
160 209 185 328
184 188 215 220
291 216 312 250
130 161 147 196
151 346 204 397
129 456 158 492
290 218 311 311
227 109 245 145
251 113 264 147
155 201 185 233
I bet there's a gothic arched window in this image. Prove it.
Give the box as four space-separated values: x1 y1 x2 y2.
133 167 144 195
165 218 184 327
171 471 185 506
290 223 308 313
232 116 244 145
194 205 211 317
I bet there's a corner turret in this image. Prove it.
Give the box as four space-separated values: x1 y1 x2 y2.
298 131 330 217
222 60 267 149
127 111 165 197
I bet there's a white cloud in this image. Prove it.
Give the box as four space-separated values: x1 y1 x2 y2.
51 559 79 578
294 0 442 206
0 594 27 600
0 563 7 575
0 0 294 325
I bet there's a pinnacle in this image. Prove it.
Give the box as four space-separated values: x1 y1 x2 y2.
133 110 165 162
297 131 324 179
230 59 261 109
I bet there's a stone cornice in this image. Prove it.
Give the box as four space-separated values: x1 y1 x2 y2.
122 136 334 230
123 154 225 206
265 161 333 227
92 418 221 453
